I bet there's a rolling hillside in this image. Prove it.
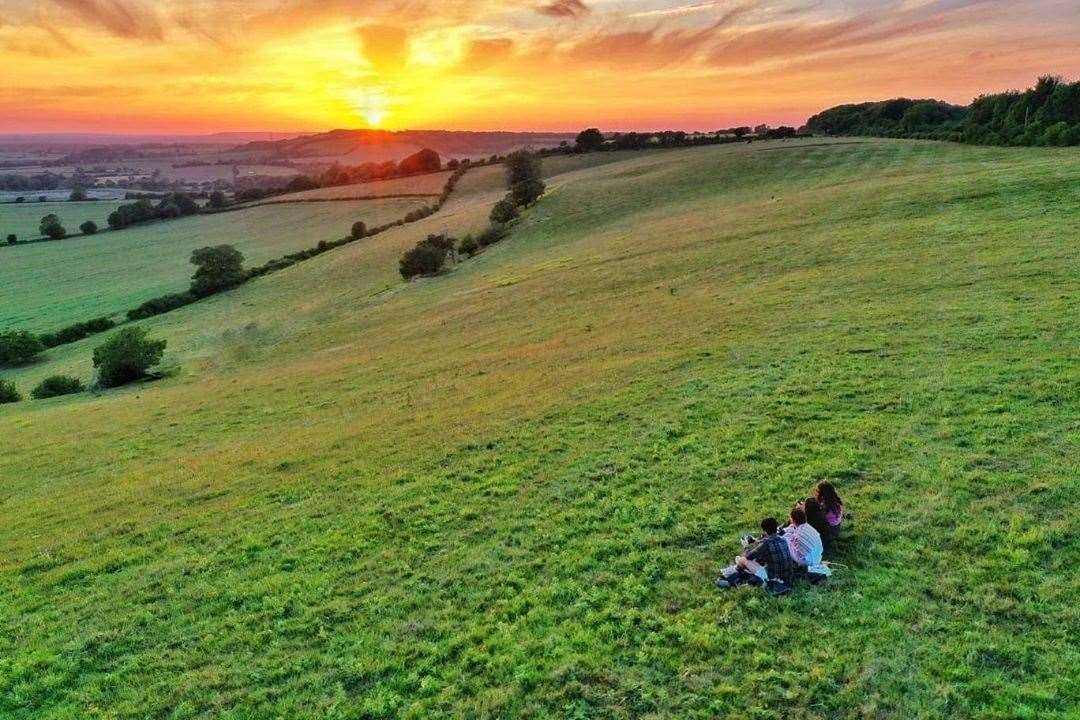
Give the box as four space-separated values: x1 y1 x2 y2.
0 139 1077 719
0 197 430 333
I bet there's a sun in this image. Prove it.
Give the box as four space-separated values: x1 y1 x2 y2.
347 89 390 129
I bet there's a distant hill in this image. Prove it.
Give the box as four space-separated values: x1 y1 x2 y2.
806 75 1080 146
231 129 576 164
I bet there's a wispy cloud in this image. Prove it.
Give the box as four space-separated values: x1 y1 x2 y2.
49 0 163 41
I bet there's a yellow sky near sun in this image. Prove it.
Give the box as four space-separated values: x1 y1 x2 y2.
0 0 1078 133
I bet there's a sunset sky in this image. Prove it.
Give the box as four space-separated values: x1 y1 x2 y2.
1 0 1078 134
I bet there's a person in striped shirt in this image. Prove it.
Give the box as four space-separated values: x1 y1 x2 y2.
782 506 823 569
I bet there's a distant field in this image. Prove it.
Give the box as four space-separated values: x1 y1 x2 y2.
1 139 1077 719
0 197 429 333
267 170 453 202
0 199 124 240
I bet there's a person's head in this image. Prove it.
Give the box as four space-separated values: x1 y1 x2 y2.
803 497 826 527
760 517 780 535
815 480 842 511
790 506 806 526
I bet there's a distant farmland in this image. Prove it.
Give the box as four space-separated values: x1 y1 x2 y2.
0 197 431 332
0 200 124 241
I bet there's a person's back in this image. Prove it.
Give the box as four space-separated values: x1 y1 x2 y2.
802 497 831 549
746 531 795 585
784 507 823 568
815 481 844 536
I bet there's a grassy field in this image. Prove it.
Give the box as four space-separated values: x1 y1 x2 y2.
0 139 1077 719
0 200 124 241
0 197 432 333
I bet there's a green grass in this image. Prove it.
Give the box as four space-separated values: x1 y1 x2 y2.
0 139 1077 719
0 197 432 333
0 200 124 242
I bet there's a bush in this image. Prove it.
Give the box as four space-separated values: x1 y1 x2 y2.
490 198 519 224
399 238 450 279
458 235 479 257
190 244 246 297
476 223 509 247
6 234 15 244
208 190 227 209
39 316 117 348
39 214 66 239
92 327 167 388
0 379 20 404
80 220 98 235
351 221 367 240
126 292 196 321
0 330 46 366
31 375 84 400
510 178 546 207
69 187 87 201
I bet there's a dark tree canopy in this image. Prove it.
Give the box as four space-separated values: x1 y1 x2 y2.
576 128 605 151
806 76 1080 147
39 214 66 240
190 244 246 297
398 148 442 175
92 327 167 388
0 330 45 367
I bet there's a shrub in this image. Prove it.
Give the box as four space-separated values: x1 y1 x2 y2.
576 128 605 152
0 379 20 404
6 234 16 244
399 239 449 280
510 178 546 207
351 221 367 240
208 190 227 208
126 292 196 321
490 198 519 224
69 187 87 201
39 316 117 348
39 214 66 239
80 220 98 235
476 223 509 247
92 327 167 388
0 330 45 366
458 235 479 257
31 375 84 400
190 244 246 297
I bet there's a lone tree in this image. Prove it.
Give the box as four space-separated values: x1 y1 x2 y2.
80 220 98 235
399 234 455 280
0 330 45 367
208 191 227 209
351 221 367 240
69 186 87 202
92 327 166 388
190 244 246 297
39 214 67 240
504 151 545 207
576 128 604 152
6 234 16 245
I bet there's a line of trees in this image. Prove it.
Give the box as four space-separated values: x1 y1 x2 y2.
399 151 545 280
805 76 1080 146
108 192 200 229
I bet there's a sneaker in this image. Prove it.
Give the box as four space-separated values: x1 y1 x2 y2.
766 579 792 596
715 576 733 589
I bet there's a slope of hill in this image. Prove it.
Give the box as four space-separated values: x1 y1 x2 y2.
0 197 430 333
0 139 1077 719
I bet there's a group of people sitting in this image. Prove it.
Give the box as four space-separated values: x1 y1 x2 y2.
715 481 845 596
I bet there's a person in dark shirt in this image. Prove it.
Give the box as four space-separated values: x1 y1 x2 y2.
716 517 795 588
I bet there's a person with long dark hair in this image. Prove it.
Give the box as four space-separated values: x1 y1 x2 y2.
814 481 844 540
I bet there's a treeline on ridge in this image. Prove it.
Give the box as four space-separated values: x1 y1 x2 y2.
806 75 1080 146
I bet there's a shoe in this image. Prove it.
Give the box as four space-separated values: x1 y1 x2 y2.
766 579 792 596
715 576 734 589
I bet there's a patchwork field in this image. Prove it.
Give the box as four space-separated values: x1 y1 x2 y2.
0 139 1077 719
0 199 125 241
0 197 430 333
